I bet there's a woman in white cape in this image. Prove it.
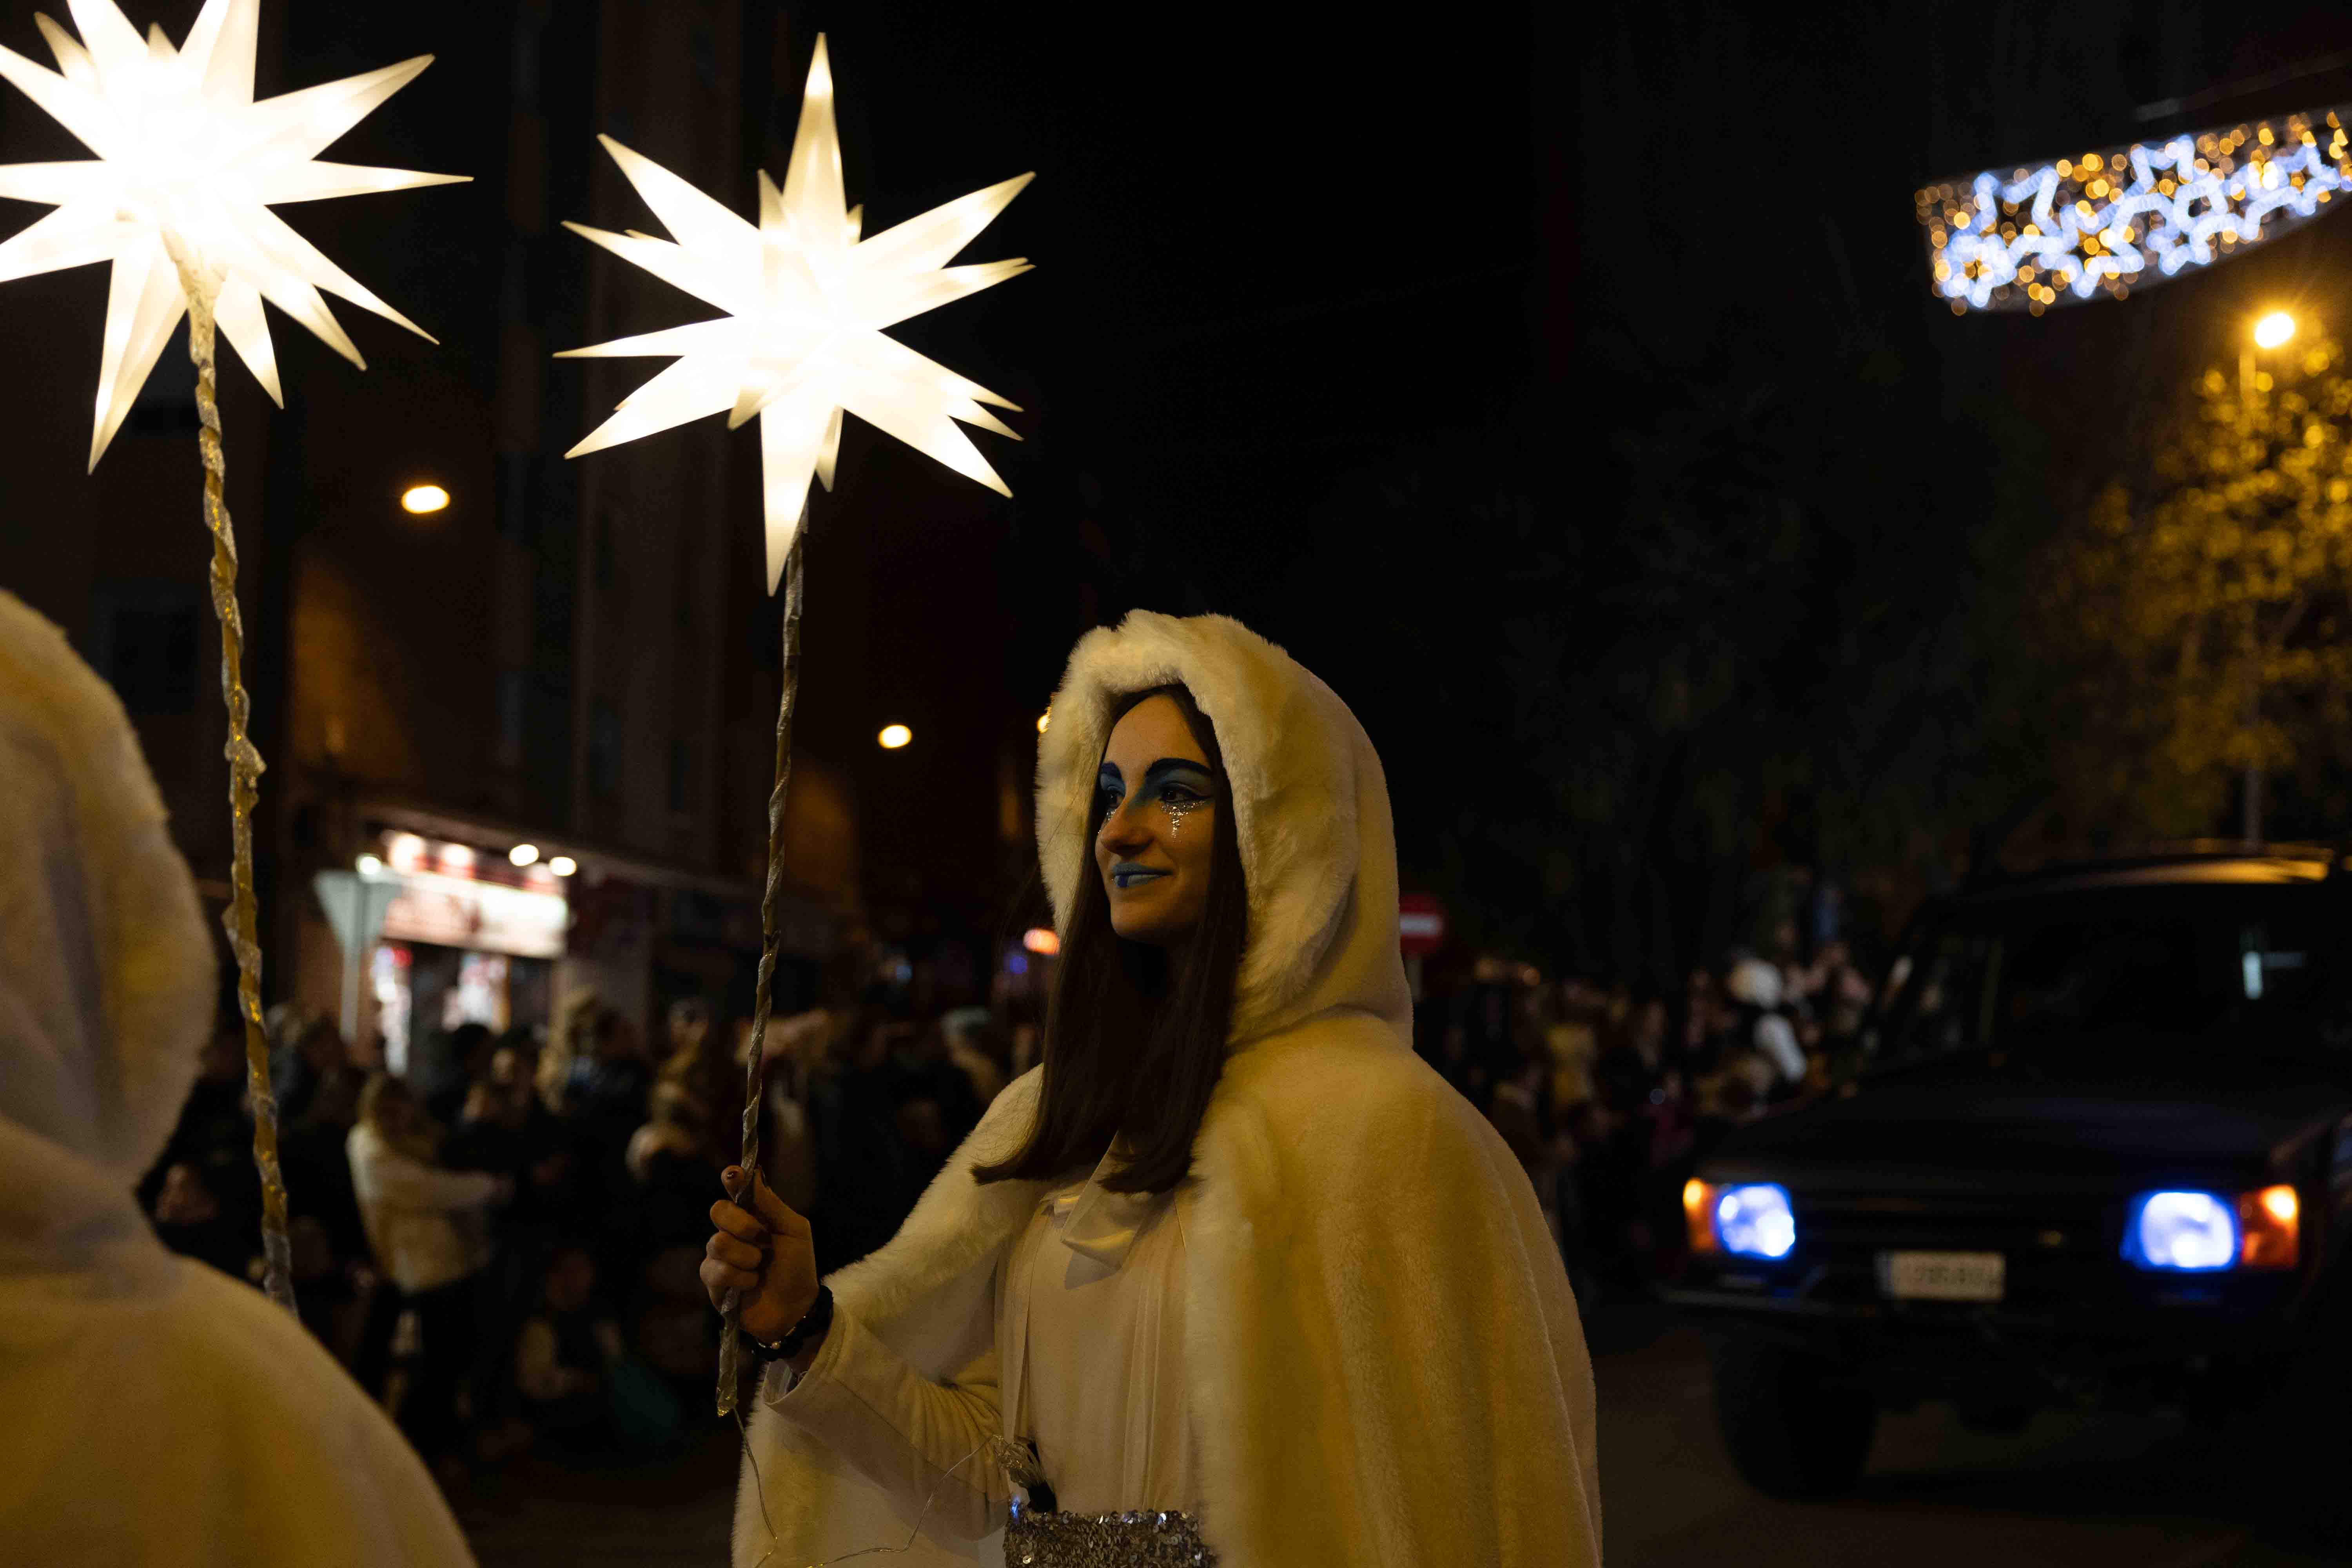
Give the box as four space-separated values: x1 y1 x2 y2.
0 591 477 1565
707 611 1600 1566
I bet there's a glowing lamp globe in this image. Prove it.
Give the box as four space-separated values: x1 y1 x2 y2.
2254 311 2297 349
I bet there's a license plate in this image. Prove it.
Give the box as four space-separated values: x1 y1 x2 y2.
1878 1250 2005 1302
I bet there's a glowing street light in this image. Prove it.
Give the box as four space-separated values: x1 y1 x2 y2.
1036 710 1051 734
878 723 912 750
508 843 539 867
548 855 577 877
401 483 450 514
2236 307 2310 845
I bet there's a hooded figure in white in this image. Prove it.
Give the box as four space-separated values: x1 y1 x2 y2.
0 591 476 1566
734 612 1600 1565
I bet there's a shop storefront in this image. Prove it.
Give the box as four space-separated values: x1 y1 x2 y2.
365 831 568 1074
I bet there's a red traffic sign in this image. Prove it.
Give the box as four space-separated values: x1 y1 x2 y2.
1398 893 1446 957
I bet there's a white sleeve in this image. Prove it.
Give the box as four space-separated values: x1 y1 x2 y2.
515 1319 592 1402
762 1303 1010 1543
355 1142 502 1212
1756 1015 1807 1082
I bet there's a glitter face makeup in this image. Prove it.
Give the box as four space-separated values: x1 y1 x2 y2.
1160 791 1205 837
1093 695 1220 946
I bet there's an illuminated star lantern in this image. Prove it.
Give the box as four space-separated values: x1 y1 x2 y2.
560 34 1032 590
0 0 466 466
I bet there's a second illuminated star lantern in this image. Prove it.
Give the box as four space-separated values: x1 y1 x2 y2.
0 0 466 1312
558 33 1031 1414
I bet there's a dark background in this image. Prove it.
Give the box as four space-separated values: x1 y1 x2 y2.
11 0 2352 991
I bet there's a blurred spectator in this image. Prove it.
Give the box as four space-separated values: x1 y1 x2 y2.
1724 956 1807 1091
656 996 740 1156
888 1018 985 1171
938 1004 1010 1106
626 1082 720 1250
152 1160 252 1279
514 1245 626 1452
140 1018 260 1243
423 1021 496 1130
808 1009 924 1273
347 1073 507 1472
555 995 653 1210
270 1014 370 1341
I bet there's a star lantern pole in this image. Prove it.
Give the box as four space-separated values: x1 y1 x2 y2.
557 33 1032 1415
0 0 467 1312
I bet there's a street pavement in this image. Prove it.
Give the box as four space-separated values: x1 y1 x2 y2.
1595 1308 2349 1567
454 1309 2352 1566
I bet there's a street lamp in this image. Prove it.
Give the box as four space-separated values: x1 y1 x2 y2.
2236 310 2303 845
878 723 913 750
401 483 450 515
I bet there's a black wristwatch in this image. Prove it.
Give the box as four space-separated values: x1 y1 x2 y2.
748 1283 834 1363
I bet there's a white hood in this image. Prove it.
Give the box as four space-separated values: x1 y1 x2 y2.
0 590 477 1566
1035 611 1411 1046
0 590 214 1277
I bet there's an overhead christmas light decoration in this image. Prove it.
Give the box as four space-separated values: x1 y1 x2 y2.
1918 107 2352 314
559 34 1030 592
0 0 465 1314
560 33 1033 1420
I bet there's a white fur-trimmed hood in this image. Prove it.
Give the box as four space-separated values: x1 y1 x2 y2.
0 590 215 1278
1035 611 1410 1045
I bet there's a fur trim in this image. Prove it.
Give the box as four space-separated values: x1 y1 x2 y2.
1035 612 1381 1041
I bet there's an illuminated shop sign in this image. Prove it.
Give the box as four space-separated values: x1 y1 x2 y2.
379 869 568 958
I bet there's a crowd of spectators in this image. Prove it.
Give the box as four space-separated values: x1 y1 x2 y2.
1417 936 1879 1301
135 980 1028 1486
134 920 1875 1485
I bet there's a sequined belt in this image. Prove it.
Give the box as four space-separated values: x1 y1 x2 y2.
1003 1499 1218 1567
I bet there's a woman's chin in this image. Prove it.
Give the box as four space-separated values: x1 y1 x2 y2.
1108 908 1185 947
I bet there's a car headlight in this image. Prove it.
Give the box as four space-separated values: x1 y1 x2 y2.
1713 1182 1797 1261
2122 1185 2299 1273
2123 1190 2239 1272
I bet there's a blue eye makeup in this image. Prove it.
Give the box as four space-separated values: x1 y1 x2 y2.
1096 758 1214 833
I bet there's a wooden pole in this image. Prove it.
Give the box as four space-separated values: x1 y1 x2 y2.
717 527 807 1414
168 238 295 1313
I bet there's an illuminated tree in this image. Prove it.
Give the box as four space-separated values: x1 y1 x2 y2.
2047 332 2352 841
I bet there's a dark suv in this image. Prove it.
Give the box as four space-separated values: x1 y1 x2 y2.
1671 847 2352 1498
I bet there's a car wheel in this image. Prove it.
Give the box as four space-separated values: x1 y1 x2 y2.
1710 1339 1877 1497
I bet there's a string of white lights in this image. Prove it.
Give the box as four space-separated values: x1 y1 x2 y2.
1917 107 2352 313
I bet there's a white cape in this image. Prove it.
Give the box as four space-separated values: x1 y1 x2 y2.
737 612 1601 1565
0 591 477 1566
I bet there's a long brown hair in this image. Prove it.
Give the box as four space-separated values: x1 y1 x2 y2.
975 684 1248 1194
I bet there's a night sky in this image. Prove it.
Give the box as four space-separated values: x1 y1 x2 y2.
15 1 2352 969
